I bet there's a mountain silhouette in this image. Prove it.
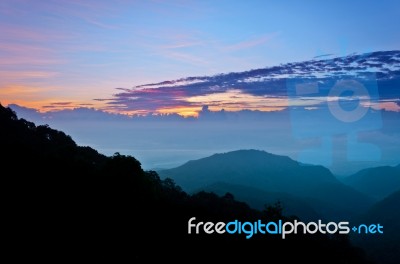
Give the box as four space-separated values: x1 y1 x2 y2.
343 165 400 200
352 190 400 264
197 181 321 221
158 149 374 220
0 104 375 263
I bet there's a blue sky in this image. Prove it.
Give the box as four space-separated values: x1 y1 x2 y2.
0 0 399 112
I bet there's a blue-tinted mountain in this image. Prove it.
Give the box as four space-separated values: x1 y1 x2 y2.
343 165 400 200
352 190 400 264
158 149 374 220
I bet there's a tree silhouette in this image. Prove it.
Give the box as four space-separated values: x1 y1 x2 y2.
0 103 374 263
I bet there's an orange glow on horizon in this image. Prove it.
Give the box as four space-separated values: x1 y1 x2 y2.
3 84 398 118
157 106 202 117
206 105 286 112
364 101 400 112
0 84 108 112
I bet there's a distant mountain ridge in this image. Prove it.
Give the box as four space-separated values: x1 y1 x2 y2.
160 149 336 192
343 165 400 200
158 149 373 220
352 190 400 264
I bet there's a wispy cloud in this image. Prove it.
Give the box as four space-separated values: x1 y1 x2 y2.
163 51 209 66
313 53 335 59
93 98 115 102
35 0 123 30
134 29 211 67
224 33 278 52
0 71 59 80
99 50 400 116
186 90 287 112
0 25 67 70
159 41 204 50
49 102 73 106
1 1 398 117
362 101 400 112
100 81 289 116
0 23 73 42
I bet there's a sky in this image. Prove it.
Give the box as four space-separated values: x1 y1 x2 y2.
0 0 399 114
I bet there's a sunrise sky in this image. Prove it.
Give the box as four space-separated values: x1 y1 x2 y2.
1 0 399 116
